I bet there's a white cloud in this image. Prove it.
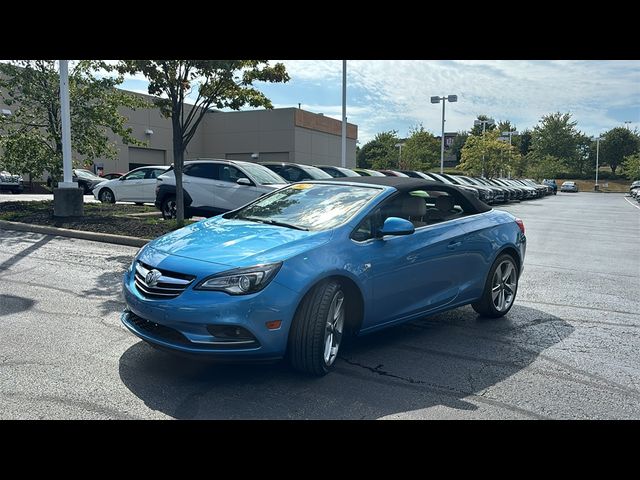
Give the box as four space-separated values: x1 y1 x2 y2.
281 60 640 142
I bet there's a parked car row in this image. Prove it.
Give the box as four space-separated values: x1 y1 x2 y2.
90 159 557 216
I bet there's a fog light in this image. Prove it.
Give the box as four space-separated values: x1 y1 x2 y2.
265 320 282 330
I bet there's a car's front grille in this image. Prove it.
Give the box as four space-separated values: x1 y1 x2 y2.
126 311 191 345
134 261 195 299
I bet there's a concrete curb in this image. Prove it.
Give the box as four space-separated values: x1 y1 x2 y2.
0 219 150 247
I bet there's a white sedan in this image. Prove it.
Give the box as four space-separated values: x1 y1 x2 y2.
93 166 169 204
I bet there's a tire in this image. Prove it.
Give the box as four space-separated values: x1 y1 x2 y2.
161 195 177 219
472 253 519 318
135 202 144 206
288 280 346 376
98 188 115 203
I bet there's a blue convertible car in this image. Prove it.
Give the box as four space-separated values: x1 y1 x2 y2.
122 177 526 375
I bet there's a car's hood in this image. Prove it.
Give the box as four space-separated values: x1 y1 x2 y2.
148 216 332 268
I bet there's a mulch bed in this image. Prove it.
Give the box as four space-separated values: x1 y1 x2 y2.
0 201 192 238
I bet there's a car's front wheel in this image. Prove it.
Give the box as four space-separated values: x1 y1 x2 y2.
472 254 519 318
161 195 177 219
289 280 345 376
98 188 115 203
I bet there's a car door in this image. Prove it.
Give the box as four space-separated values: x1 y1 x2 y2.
182 163 220 211
116 169 146 201
353 194 471 330
141 168 167 202
213 164 263 210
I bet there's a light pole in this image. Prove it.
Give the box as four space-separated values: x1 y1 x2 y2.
431 94 458 174
501 130 519 178
341 60 347 168
395 142 404 168
624 121 632 130
593 136 602 190
474 117 495 176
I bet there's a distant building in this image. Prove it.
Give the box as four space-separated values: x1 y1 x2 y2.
1 89 358 175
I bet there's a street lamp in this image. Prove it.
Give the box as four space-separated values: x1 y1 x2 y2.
474 118 494 176
592 136 602 190
395 142 404 168
624 121 632 130
501 130 519 178
431 94 458 174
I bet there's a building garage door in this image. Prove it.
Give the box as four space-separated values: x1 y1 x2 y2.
128 147 166 171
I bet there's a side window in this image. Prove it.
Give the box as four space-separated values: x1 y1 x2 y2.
123 169 146 181
220 165 249 183
145 168 166 179
184 163 219 180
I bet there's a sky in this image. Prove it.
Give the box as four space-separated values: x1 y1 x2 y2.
116 60 639 144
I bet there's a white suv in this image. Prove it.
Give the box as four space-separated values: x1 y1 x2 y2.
155 159 287 219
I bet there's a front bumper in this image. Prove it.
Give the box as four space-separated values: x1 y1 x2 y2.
121 267 299 360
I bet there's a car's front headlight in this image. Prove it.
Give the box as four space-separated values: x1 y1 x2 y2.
195 262 282 295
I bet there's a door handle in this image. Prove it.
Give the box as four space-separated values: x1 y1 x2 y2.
447 241 462 250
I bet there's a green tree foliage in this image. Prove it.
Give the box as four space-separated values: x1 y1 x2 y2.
469 115 496 136
400 125 440 171
0 60 146 182
117 60 289 225
356 131 400 169
599 127 640 174
530 112 581 171
496 120 516 133
457 130 515 178
622 152 640 180
526 153 563 180
517 129 532 156
449 131 468 163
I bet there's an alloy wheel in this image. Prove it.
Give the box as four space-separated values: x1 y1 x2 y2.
323 290 344 366
491 260 517 312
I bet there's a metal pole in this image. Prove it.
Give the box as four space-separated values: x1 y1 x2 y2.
440 97 446 174
481 121 486 177
399 144 402 166
59 60 75 187
341 60 347 168
595 138 600 186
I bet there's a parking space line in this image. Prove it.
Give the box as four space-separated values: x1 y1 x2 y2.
624 196 640 210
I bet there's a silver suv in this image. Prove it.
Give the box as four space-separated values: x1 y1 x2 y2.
155 159 287 219
0 170 24 194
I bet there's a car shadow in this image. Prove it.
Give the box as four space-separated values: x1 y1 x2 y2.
118 304 573 419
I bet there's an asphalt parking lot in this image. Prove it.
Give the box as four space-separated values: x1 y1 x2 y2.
1 192 639 419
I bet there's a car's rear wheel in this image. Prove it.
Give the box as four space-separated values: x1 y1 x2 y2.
472 254 518 318
98 188 115 203
161 195 177 219
288 280 345 376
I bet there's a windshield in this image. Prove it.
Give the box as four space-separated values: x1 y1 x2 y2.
238 162 287 185
75 169 100 180
226 183 381 231
300 165 333 179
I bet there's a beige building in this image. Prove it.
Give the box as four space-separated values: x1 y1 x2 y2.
85 93 358 174
1 90 358 175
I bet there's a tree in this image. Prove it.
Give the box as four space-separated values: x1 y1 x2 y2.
400 125 439 170
526 153 563 180
530 112 581 169
622 153 640 180
517 129 532 156
457 130 515 178
496 120 516 133
357 131 400 169
469 115 496 136
599 127 640 175
117 60 289 226
449 131 469 163
0 60 146 183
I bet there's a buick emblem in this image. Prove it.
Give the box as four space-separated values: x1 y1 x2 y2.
145 269 162 287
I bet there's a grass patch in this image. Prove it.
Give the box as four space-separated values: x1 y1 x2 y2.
556 178 631 193
0 201 196 238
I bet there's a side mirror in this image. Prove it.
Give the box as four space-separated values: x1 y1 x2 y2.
237 178 252 186
378 217 415 237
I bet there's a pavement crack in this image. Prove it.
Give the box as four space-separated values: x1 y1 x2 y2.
341 357 428 386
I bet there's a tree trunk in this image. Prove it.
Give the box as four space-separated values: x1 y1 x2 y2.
172 125 185 228
611 164 617 175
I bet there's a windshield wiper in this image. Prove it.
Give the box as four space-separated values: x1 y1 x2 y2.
241 217 309 231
